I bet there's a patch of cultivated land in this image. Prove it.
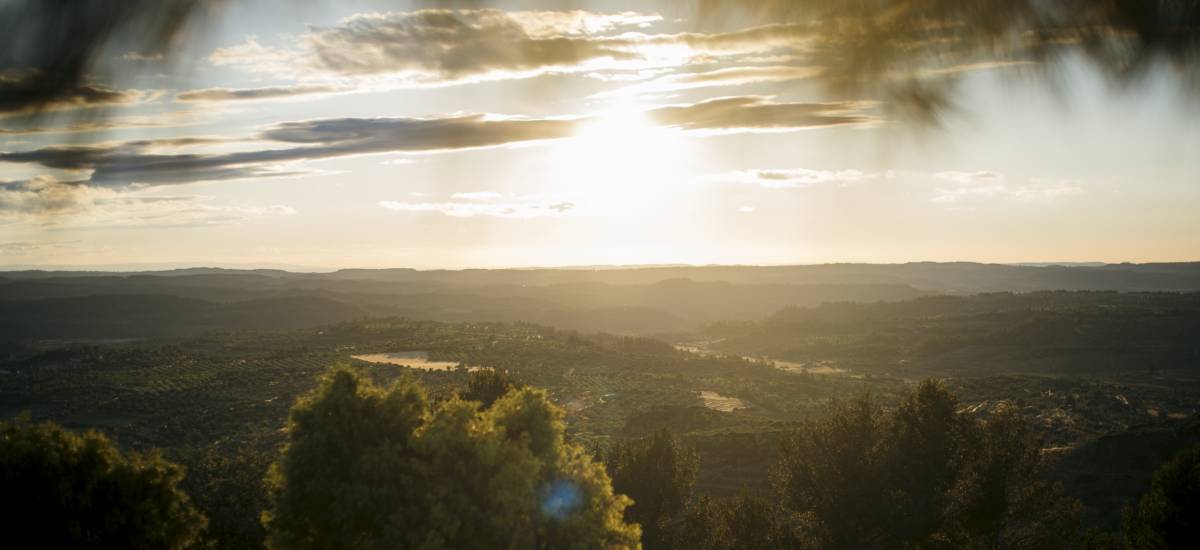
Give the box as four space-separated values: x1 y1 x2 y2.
351 351 477 372
697 390 753 412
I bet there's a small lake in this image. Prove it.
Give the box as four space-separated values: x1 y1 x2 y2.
351 351 479 372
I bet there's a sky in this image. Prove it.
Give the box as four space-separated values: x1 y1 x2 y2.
1 0 1198 270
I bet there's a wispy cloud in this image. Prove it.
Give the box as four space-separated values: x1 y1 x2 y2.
0 176 296 228
450 191 504 201
175 84 345 103
932 172 1084 203
647 96 875 133
595 65 822 97
706 167 876 188
380 199 574 218
0 240 82 254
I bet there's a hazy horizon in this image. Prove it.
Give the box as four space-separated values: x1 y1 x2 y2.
3 258 1193 274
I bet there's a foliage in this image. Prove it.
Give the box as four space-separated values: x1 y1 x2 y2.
460 367 525 409
0 416 206 549
666 494 804 550
3 307 1194 543
181 441 274 549
263 367 639 550
607 429 700 548
1121 447 1200 550
775 380 1080 550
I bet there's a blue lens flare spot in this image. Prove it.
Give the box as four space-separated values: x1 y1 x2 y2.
541 479 582 520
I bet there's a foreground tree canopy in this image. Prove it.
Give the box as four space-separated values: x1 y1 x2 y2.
0 416 206 549
775 380 1080 550
607 429 700 548
1121 447 1200 550
263 367 640 550
6 364 1195 549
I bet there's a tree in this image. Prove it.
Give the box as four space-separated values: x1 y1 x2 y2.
461 367 525 409
664 495 804 550
949 409 1080 549
181 440 274 549
774 380 1080 549
606 429 700 549
0 416 206 549
1122 447 1200 550
720 494 804 550
775 393 892 549
665 496 733 550
263 367 639 549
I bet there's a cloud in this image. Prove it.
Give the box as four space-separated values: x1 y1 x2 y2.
0 72 153 117
175 84 344 103
707 167 875 188
931 171 1008 202
207 38 300 76
917 60 1035 78
934 170 1004 185
207 10 655 85
1012 179 1086 201
0 0 213 118
0 240 81 254
380 199 574 218
2 120 155 136
451 191 504 201
627 22 812 57
299 10 644 81
0 113 582 187
261 115 580 151
0 176 296 227
501 10 662 37
931 172 1084 203
0 107 227 136
122 51 165 62
596 65 822 97
0 97 873 189
692 1 1200 123
0 176 97 216
208 10 812 87
646 96 873 132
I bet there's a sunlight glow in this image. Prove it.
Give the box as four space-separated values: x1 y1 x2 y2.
551 99 694 217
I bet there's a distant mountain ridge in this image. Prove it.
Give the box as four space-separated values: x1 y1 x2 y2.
3 262 1200 292
2 262 1197 342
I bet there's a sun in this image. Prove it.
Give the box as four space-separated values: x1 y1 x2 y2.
549 99 693 217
